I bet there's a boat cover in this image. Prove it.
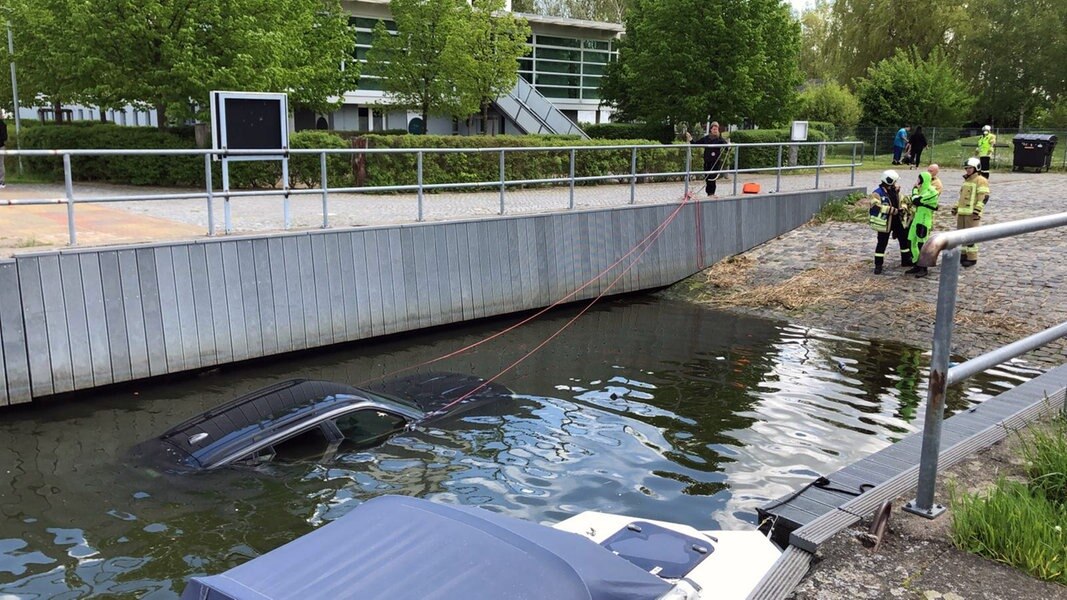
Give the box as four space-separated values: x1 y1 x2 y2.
180 495 673 600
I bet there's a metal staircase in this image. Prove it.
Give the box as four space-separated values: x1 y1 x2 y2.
494 77 589 138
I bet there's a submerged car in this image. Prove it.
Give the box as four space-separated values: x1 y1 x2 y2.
136 372 512 473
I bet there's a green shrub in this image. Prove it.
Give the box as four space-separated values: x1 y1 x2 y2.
797 81 861 132
808 121 838 141
584 122 674 144
728 128 828 168
288 130 354 188
1021 417 1067 507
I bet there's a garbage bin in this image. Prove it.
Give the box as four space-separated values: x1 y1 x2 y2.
1012 134 1057 172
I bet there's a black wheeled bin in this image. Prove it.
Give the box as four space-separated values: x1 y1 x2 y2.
1012 134 1057 172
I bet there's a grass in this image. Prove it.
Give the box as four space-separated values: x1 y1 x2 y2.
810 192 868 225
865 134 1067 172
950 415 1067 585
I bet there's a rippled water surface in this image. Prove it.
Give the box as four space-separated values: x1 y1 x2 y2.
0 297 1041 598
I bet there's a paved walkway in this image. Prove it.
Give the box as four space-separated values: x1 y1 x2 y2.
0 167 863 257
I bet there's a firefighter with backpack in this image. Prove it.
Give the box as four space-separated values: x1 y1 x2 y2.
868 170 913 274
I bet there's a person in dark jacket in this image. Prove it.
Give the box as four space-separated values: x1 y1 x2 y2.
684 121 728 196
0 119 7 188
906 126 927 169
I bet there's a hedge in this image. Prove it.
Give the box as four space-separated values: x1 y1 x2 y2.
357 134 688 189
728 128 829 168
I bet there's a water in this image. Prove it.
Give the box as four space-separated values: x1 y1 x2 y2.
0 296 1041 598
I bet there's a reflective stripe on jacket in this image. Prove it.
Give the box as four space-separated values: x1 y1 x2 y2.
957 174 989 216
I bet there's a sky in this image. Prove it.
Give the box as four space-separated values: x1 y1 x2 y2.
787 0 814 15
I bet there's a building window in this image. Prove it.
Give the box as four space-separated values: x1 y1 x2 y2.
528 33 617 102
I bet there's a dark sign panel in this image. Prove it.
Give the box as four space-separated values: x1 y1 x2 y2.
210 91 289 161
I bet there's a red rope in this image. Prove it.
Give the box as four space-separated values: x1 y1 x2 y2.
359 190 698 387
423 190 696 417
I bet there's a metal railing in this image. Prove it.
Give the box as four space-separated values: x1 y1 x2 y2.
904 211 1067 518
1 140 862 246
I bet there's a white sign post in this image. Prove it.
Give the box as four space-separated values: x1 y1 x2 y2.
209 91 290 233
789 120 808 167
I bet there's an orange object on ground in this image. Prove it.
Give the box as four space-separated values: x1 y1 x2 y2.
742 182 761 194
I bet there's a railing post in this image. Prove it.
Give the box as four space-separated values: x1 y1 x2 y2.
904 247 961 519
874 127 879 163
930 127 937 165
222 158 233 234
63 153 76 246
732 145 739 196
282 155 291 229
776 144 782 193
499 149 506 215
417 150 424 222
684 146 691 197
204 154 215 236
320 151 329 229
629 146 637 204
850 143 857 186
569 148 576 210
815 143 822 189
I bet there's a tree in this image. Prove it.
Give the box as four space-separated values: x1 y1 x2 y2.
956 0 1067 128
828 0 964 85
68 0 358 127
601 0 801 129
855 48 974 127
798 0 836 83
366 0 471 130
511 0 627 22
455 0 531 133
797 80 861 129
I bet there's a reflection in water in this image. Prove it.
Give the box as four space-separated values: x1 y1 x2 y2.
0 297 1042 597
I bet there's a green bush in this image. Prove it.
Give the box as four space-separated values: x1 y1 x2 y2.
797 81 861 132
357 134 687 189
808 121 838 141
584 122 674 144
288 130 354 188
728 128 828 168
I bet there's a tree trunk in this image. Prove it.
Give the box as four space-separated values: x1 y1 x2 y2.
421 106 428 134
99 109 107 123
156 101 168 130
53 100 64 124
481 101 490 135
1017 107 1025 130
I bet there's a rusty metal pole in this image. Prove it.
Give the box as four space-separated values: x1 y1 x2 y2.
904 246 961 518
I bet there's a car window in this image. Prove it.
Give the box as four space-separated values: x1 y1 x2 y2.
269 425 332 463
334 410 407 447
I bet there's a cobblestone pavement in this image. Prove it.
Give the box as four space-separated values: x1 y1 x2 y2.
700 167 1067 369
0 168 863 256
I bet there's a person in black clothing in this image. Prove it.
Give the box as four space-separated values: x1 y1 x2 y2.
0 119 7 188
867 169 912 274
906 126 927 169
684 121 727 196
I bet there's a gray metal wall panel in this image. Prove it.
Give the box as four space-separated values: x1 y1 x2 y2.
505 219 521 313
79 254 113 386
451 224 472 321
252 239 278 356
563 214 577 299
188 244 219 365
514 218 532 307
136 248 168 376
282 236 308 350
18 258 53 397
336 232 360 339
238 240 264 358
170 247 201 371
0 262 31 404
535 216 552 305
544 215 559 302
154 247 186 373
204 243 234 363
118 250 151 379
483 221 501 315
58 254 93 390
267 237 293 352
578 213 592 300
221 242 249 362
323 234 346 343
466 223 485 319
297 236 322 346
427 226 447 325
380 230 402 334
349 230 374 339
37 256 72 393
400 228 419 328
363 231 384 337
741 198 776 252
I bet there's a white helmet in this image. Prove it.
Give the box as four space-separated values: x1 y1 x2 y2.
982 125 991 133
964 157 981 170
880 170 899 186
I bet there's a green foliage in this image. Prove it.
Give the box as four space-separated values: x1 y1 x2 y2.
807 122 838 140
1020 417 1067 506
2 0 91 114
601 0 801 129
357 134 686 188
455 0 532 130
728 129 828 168
797 81 861 130
584 123 675 144
287 131 354 189
1031 99 1067 129
811 192 867 224
856 49 975 128
798 0 835 82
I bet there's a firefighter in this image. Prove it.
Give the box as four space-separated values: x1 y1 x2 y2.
951 157 990 267
904 171 940 278
976 125 996 179
868 170 911 274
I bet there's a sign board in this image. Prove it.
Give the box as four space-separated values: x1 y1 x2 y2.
209 91 289 161
790 120 808 142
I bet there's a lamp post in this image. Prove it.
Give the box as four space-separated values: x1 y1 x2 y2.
6 18 23 175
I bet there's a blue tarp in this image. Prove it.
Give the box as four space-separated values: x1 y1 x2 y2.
181 495 673 600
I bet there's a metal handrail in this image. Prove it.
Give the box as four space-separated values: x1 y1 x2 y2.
905 211 1067 518
0 140 863 243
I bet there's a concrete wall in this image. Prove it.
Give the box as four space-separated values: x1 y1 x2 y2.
0 188 858 406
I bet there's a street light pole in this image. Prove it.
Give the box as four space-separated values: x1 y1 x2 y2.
6 20 23 175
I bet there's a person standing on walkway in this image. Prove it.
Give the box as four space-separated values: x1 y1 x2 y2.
976 125 996 179
892 125 910 165
951 157 989 268
685 121 728 197
868 169 912 274
0 118 7 189
905 171 940 278
907 126 927 168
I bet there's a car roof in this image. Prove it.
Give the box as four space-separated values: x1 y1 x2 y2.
159 379 422 469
